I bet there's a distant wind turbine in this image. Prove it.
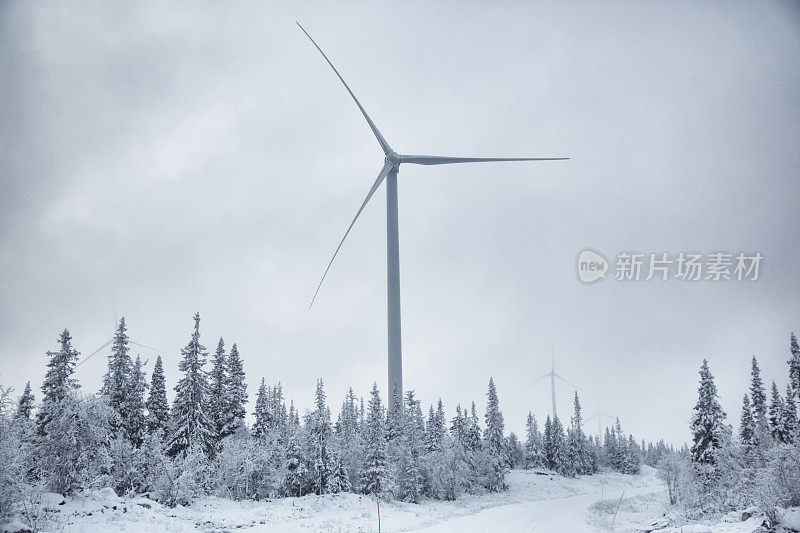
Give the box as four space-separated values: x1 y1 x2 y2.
77 316 164 368
585 409 614 441
522 352 576 421
299 23 569 411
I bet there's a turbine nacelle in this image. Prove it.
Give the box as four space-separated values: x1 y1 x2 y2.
385 151 402 167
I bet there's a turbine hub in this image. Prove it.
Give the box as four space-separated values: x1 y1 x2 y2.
385 151 401 167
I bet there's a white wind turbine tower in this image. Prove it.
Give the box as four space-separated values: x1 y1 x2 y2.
523 351 576 422
299 23 569 411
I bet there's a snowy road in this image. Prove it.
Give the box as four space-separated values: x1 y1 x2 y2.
409 473 662 533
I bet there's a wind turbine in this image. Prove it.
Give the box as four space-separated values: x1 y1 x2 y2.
522 351 576 421
77 315 164 369
585 409 614 441
299 23 569 412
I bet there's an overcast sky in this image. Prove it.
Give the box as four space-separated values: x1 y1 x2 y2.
1 1 799 444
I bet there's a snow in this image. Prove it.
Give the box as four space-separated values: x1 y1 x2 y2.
18 466 775 532
28 467 662 532
783 507 800 531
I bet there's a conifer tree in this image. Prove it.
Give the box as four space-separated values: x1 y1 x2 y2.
282 436 308 497
397 390 424 502
750 356 769 443
465 402 482 452
146 355 169 435
690 359 727 477
166 312 215 458
38 329 81 435
768 381 786 443
567 392 587 475
223 342 248 437
252 378 270 439
543 415 553 468
307 379 332 495
102 318 132 436
14 381 34 421
524 412 544 468
789 332 800 393
450 404 465 446
783 384 797 443
424 405 438 452
435 399 446 443
483 377 505 461
328 451 352 494
125 355 148 446
549 417 567 473
360 383 389 495
739 394 756 448
208 337 228 441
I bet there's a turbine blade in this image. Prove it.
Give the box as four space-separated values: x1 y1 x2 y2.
310 162 394 307
521 371 551 389
400 155 568 165
76 337 113 368
553 372 576 388
130 340 165 353
297 22 391 155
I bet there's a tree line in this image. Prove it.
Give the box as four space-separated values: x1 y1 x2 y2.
658 332 800 527
1 311 645 523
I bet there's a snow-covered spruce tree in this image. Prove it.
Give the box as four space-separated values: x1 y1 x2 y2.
208 337 228 442
328 451 352 494
124 355 148 446
566 391 588 476
784 383 797 442
102 317 133 438
550 417 567 474
525 412 545 468
739 394 756 449
282 436 309 497
424 405 438 452
506 433 524 468
146 355 170 435
466 402 482 452
768 382 787 443
334 387 363 489
252 378 269 439
360 383 389 495
166 312 216 458
450 404 465 446
789 332 800 393
483 377 505 463
750 355 770 446
690 359 727 487
397 390 424 502
434 399 446 447
37 328 81 435
14 381 34 421
306 379 332 495
223 342 248 438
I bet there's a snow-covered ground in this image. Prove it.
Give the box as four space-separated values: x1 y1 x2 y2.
18 466 777 532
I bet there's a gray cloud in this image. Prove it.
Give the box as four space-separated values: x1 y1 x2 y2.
1 1 799 444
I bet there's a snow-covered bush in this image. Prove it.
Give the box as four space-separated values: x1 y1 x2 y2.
153 445 210 506
754 443 800 526
214 436 281 500
37 393 113 495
